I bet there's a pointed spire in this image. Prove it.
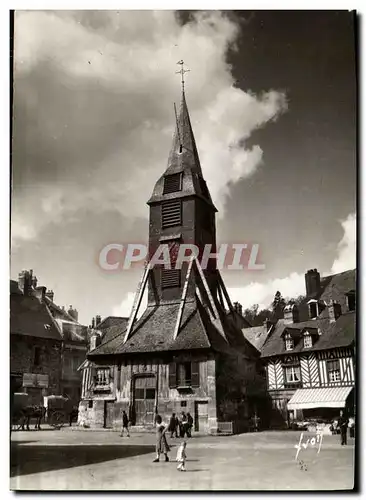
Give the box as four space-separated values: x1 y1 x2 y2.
165 89 202 175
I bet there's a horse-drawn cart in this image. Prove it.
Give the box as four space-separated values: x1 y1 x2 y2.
44 395 73 429
11 392 45 431
11 393 75 431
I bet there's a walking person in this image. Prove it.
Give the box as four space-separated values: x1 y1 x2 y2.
186 412 193 437
338 410 349 445
169 413 178 438
120 410 130 437
153 415 170 462
180 412 187 438
176 440 187 472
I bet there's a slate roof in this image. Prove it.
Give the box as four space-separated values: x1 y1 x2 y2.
97 316 128 332
242 325 272 351
297 269 356 321
260 312 355 358
10 292 62 341
260 268 356 358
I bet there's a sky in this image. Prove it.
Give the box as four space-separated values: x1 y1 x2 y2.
11 10 357 325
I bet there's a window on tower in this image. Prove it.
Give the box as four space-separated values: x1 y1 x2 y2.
162 200 182 228
163 173 182 194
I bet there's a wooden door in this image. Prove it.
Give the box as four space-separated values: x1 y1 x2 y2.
134 376 156 425
194 401 208 432
104 401 114 428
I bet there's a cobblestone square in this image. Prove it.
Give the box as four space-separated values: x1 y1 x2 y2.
10 427 355 491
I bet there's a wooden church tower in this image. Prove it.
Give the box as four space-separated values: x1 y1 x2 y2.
80 67 265 432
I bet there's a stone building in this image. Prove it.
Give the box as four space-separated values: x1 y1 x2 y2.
255 268 356 427
78 88 265 433
10 270 88 407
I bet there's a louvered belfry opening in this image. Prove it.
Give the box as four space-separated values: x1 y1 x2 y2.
161 199 182 228
161 268 181 289
163 173 182 194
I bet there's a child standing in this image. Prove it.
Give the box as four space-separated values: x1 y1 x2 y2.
176 440 187 471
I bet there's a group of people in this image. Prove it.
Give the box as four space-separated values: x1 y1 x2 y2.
119 410 191 471
168 412 194 438
154 414 187 471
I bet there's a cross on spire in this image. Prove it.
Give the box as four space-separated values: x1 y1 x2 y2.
176 60 190 92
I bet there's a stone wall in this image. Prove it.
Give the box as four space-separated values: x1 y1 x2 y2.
10 334 62 395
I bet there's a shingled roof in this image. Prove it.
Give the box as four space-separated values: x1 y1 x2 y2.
97 316 128 332
297 269 356 321
260 268 356 358
243 325 272 351
88 298 258 358
10 292 62 341
260 312 355 358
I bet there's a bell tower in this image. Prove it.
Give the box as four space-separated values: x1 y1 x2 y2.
123 62 239 345
147 76 218 305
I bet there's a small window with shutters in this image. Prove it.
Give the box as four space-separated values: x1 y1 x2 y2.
169 361 200 389
163 173 182 194
162 200 182 228
168 362 177 388
162 268 181 288
191 361 200 387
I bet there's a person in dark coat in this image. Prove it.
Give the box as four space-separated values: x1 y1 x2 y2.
153 415 170 462
186 412 193 437
179 412 188 438
169 413 178 438
338 410 349 445
120 410 130 437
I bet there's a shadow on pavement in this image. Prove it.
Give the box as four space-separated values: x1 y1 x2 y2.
10 443 155 478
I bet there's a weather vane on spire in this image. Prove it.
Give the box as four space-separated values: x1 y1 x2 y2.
176 60 190 92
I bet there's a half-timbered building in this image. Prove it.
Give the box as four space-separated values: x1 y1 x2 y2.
78 84 265 433
259 268 356 427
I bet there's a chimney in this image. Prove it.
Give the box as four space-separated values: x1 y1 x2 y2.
283 304 299 325
31 275 38 289
328 300 342 323
45 290 54 302
33 286 46 302
67 305 79 322
233 302 243 316
91 317 95 329
305 269 321 298
18 269 33 295
95 315 102 326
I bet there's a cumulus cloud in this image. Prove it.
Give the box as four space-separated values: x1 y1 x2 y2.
12 10 287 246
112 290 147 319
228 212 357 311
331 212 356 274
227 272 305 311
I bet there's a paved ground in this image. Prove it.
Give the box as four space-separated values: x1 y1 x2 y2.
10 426 355 491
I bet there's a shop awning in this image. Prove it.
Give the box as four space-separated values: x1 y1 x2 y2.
287 387 353 410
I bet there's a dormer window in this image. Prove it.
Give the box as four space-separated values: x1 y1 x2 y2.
308 299 318 319
303 332 313 349
285 334 294 351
